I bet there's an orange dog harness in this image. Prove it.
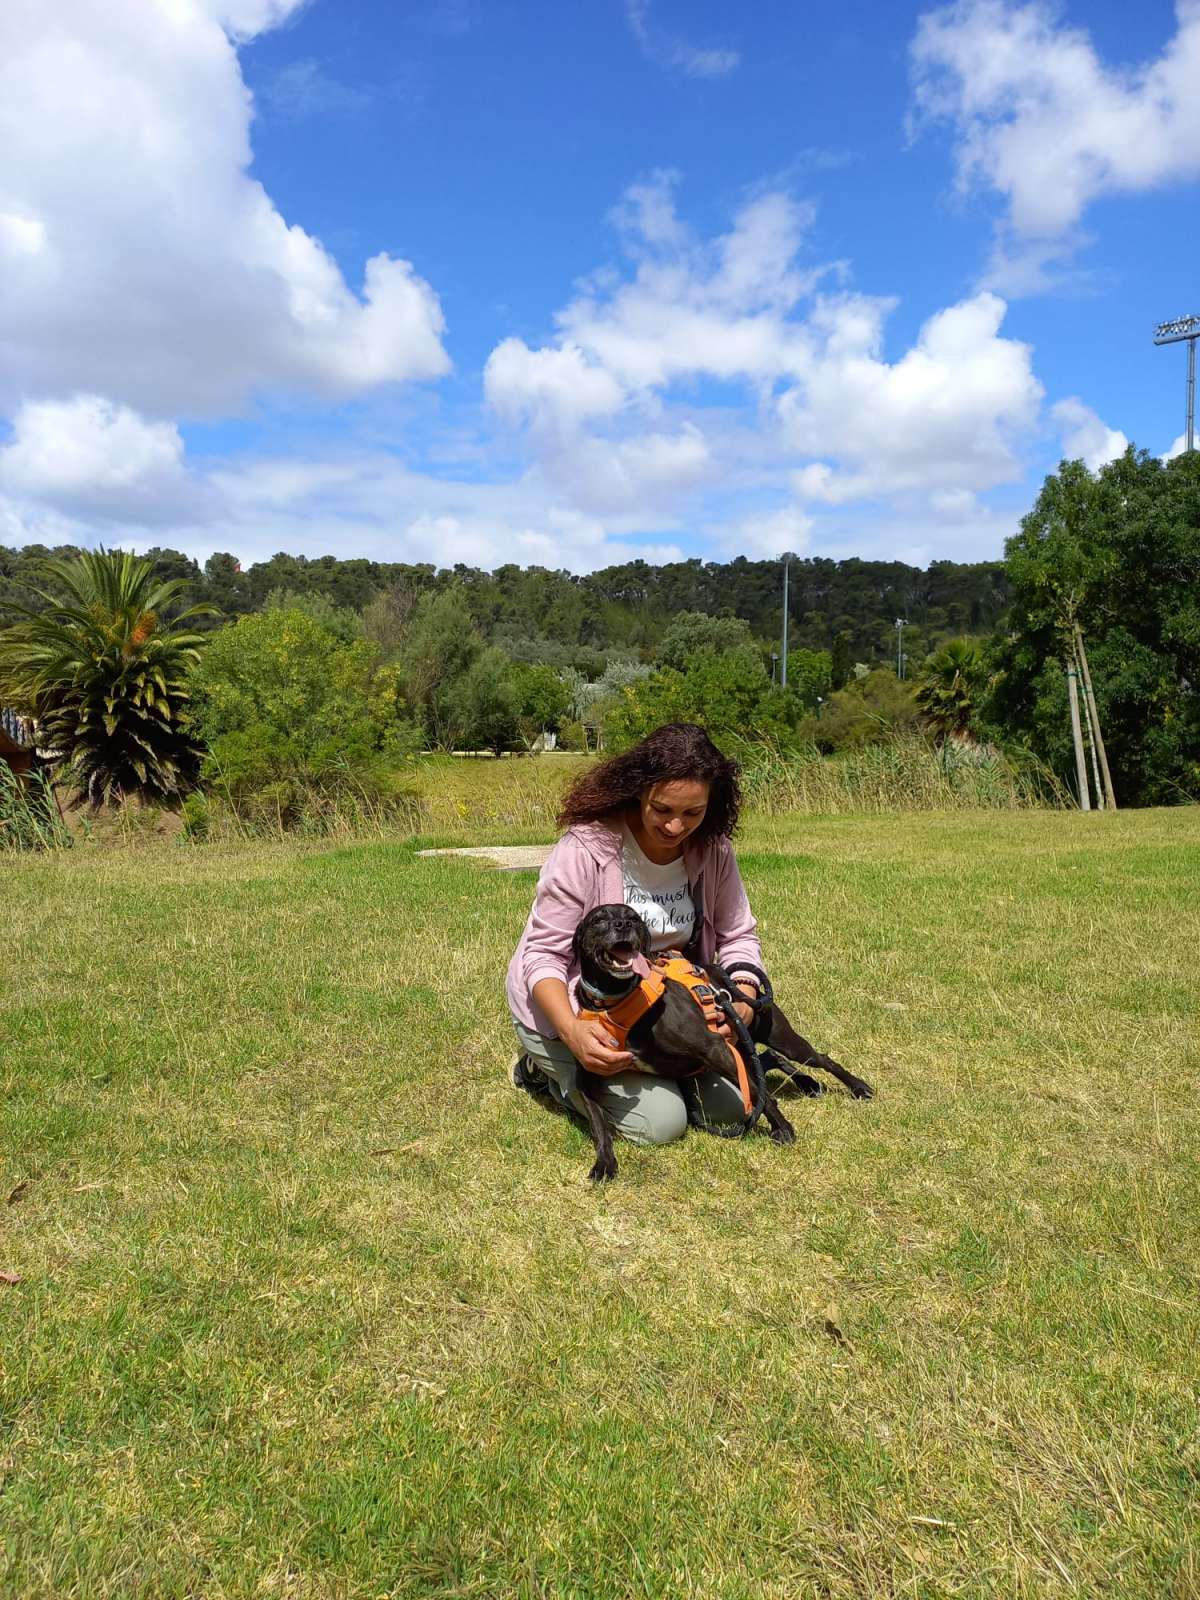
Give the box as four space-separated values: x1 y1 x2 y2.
578 952 754 1114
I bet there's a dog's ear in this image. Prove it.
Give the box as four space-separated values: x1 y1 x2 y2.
572 918 586 960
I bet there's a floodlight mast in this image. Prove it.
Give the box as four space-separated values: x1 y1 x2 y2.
1153 313 1200 454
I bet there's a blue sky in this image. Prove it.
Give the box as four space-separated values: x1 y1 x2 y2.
1 0 1198 573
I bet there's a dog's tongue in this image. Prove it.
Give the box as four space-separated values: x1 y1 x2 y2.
631 952 652 978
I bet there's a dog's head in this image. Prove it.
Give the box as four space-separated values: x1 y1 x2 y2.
573 903 652 985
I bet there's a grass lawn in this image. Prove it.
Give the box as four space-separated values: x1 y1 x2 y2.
2 809 1198 1598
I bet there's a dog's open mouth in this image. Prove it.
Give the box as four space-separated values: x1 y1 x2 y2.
600 940 638 975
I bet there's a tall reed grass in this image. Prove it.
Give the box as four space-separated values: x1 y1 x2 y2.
0 763 72 851
42 740 1063 851
739 736 1067 816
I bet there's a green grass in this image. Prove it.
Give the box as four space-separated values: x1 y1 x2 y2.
2 810 1198 1598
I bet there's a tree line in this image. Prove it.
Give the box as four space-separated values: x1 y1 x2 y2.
1 444 1196 817
0 546 1009 674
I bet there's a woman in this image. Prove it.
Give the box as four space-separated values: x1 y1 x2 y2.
506 722 766 1148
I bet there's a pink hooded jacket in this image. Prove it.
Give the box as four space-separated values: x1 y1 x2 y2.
506 820 764 1038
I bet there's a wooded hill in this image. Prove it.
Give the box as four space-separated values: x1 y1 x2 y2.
0 544 1009 671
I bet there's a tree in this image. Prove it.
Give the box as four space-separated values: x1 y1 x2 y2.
361 580 419 662
511 662 570 749
400 587 483 748
263 587 364 645
201 552 252 618
606 647 809 752
915 638 986 742
449 647 522 756
0 548 213 807
657 611 754 671
985 447 1200 803
190 606 413 798
801 668 921 753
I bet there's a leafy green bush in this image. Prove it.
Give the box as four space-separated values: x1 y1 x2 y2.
605 647 821 752
798 668 921 752
190 607 420 819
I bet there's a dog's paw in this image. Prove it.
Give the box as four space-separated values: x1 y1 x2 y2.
848 1078 874 1100
791 1072 824 1097
770 1117 796 1146
588 1155 618 1183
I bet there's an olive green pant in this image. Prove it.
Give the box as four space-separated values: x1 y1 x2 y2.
512 1021 746 1146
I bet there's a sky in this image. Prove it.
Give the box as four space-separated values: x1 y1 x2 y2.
1 0 1198 575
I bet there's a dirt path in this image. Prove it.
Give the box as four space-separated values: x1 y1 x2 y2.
416 844 552 872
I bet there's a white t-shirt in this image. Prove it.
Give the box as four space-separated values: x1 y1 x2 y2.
621 825 696 953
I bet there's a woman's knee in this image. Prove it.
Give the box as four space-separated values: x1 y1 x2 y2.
604 1078 689 1146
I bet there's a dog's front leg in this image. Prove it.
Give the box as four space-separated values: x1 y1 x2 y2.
758 1088 796 1145
575 1071 618 1182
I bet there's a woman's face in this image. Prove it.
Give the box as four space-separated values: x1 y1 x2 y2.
632 778 710 862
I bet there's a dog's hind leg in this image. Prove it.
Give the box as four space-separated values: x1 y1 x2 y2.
766 1011 874 1100
574 1073 618 1182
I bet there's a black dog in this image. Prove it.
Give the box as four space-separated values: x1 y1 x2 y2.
570 904 872 1183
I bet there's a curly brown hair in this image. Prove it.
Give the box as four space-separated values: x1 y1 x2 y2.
557 723 742 839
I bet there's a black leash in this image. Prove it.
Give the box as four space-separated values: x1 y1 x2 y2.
692 989 768 1138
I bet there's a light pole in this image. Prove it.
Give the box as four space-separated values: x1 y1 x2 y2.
780 556 790 690
1153 312 1200 453
895 617 907 679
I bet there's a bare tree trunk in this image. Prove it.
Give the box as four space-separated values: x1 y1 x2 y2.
1075 636 1104 809
1073 623 1117 809
1066 662 1091 811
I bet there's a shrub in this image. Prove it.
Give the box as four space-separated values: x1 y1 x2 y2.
190 608 419 815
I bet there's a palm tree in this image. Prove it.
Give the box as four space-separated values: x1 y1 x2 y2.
914 638 985 743
0 549 215 807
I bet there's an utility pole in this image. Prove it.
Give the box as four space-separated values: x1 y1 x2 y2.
780 556 790 689
1073 623 1117 809
1153 312 1200 453
1066 661 1091 811
895 617 907 679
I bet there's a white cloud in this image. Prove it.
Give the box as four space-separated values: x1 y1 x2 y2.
484 341 625 430
911 0 1200 281
0 396 198 524
554 185 818 392
780 291 1043 503
625 0 740 78
1165 433 1192 461
0 0 449 421
720 505 814 560
200 0 310 41
1051 397 1129 471
259 58 373 119
540 426 713 516
484 177 1045 540
0 435 692 574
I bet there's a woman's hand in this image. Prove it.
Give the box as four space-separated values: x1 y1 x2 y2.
716 985 757 1042
566 1016 635 1073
